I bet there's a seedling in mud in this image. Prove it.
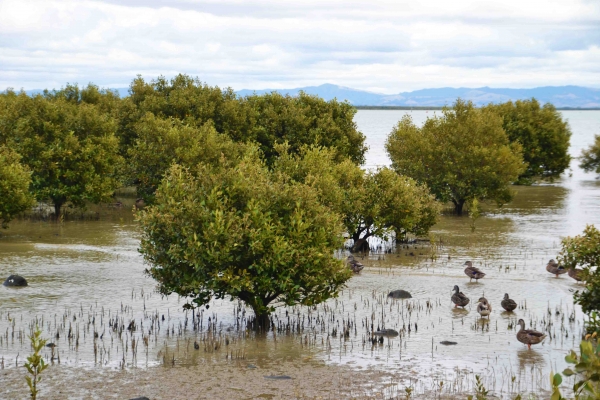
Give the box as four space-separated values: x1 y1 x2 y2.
24 327 48 400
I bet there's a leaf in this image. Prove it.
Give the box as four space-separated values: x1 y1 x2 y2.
552 372 562 387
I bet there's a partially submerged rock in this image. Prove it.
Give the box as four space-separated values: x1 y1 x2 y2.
440 341 458 345
372 329 399 337
264 375 293 380
387 289 412 299
3 275 28 287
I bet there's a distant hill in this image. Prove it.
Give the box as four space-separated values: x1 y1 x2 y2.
16 84 600 108
237 84 600 108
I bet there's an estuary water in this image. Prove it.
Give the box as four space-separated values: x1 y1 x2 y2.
0 110 599 399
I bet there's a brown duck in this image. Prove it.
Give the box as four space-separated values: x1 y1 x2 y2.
516 319 546 350
501 293 517 312
476 297 492 318
464 261 485 282
347 255 364 274
568 267 584 282
546 259 567 277
451 285 470 308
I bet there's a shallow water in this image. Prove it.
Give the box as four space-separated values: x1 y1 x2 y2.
1 110 600 398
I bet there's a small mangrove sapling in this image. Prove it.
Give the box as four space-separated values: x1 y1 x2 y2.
24 327 48 400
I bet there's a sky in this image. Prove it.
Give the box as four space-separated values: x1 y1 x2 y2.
1 0 599 94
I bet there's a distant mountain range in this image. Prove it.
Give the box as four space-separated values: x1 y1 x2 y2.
237 84 600 108
21 84 600 108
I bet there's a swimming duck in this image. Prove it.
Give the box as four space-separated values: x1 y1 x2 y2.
451 285 470 308
516 319 546 350
476 297 492 318
464 261 485 282
568 267 584 282
501 293 517 312
546 259 567 277
347 255 364 274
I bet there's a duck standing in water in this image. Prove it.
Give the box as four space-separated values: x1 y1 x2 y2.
464 261 486 282
451 285 470 308
501 293 517 312
476 297 492 318
568 267 584 282
546 259 567 277
347 255 364 274
516 319 546 350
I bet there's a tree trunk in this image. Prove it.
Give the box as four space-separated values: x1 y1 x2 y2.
252 311 271 331
395 230 406 243
352 238 369 252
53 200 64 220
453 199 466 216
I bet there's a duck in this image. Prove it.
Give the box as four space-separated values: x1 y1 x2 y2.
568 267 584 282
546 259 567 277
347 255 364 274
516 319 546 350
451 285 470 308
501 293 517 312
464 261 485 282
476 297 492 318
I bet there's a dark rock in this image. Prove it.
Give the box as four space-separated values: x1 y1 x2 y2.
129 397 150 400
388 290 412 299
440 341 458 345
264 375 292 380
3 275 28 287
373 329 399 337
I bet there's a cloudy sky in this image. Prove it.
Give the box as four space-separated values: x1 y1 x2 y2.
1 0 599 93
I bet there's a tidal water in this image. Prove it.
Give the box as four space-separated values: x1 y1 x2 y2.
1 110 599 398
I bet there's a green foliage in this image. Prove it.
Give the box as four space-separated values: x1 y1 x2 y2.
486 99 572 183
0 145 34 228
127 74 247 146
273 144 440 250
0 91 123 217
385 99 526 215
551 372 565 400
580 135 600 175
126 74 367 166
552 338 600 399
475 375 489 400
128 113 248 201
24 327 48 400
244 91 367 165
469 198 481 232
42 82 122 114
137 157 352 321
558 225 600 328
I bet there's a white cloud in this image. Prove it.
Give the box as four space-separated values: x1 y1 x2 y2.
0 0 599 92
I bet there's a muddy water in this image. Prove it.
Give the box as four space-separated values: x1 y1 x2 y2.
0 111 599 399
